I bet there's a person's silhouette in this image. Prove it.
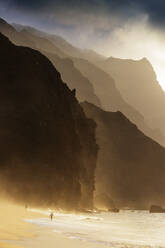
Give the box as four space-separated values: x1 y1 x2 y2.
50 212 54 221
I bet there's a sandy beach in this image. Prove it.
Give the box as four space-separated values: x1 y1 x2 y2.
0 200 96 248
12 228 99 248
0 199 44 248
2 200 165 248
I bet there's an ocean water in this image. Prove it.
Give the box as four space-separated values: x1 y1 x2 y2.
25 209 165 248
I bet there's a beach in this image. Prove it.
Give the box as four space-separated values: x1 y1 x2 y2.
0 200 44 248
2 201 165 248
0 200 96 248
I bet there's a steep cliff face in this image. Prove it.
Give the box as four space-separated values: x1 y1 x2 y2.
0 18 65 58
19 30 66 57
0 18 35 48
0 33 98 210
82 102 165 210
73 58 142 117
97 57 165 140
16 25 105 62
73 58 165 147
0 19 101 108
42 52 102 107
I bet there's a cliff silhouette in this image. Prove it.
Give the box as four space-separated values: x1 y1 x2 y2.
0 20 102 108
42 52 102 107
0 33 98 210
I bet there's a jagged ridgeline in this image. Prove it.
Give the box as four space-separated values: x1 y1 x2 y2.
0 33 98 210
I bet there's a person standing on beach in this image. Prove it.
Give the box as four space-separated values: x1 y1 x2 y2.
50 212 54 221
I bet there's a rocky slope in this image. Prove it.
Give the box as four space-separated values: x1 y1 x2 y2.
73 57 165 147
82 102 165 209
73 58 142 117
96 57 165 139
42 51 101 107
0 33 98 210
0 18 65 57
0 19 101 107
13 24 105 62
0 17 35 48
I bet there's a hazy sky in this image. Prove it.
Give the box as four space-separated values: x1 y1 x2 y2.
1 0 165 89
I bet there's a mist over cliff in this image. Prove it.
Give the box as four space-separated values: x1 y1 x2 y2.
82 102 165 209
94 57 165 145
17 24 165 148
1 17 165 210
0 33 98 210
